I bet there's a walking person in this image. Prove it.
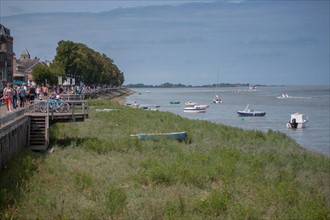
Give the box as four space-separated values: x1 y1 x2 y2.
42 85 48 98
19 86 26 107
2 83 13 113
29 85 36 104
12 86 19 109
36 85 40 99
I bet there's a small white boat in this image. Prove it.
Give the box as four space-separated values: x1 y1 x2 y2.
185 101 197 106
183 101 208 113
213 95 223 104
248 84 257 91
277 93 292 99
132 101 140 108
183 105 207 113
286 113 308 129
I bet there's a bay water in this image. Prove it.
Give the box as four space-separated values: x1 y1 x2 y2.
126 85 330 157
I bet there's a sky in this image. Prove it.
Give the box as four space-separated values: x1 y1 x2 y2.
1 0 329 86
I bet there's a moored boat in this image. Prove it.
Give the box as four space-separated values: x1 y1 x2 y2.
183 105 207 113
170 101 180 104
130 131 187 141
248 84 257 91
128 101 140 108
183 101 208 113
213 95 222 104
286 113 308 129
237 104 266 117
277 93 292 99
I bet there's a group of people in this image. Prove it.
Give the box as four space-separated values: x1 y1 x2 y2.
1 83 49 114
2 83 85 114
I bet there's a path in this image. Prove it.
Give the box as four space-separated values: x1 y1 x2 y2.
0 103 26 119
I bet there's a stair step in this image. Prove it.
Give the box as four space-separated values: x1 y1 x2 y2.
29 145 48 151
29 115 48 150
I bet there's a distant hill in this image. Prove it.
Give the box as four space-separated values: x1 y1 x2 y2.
125 82 251 88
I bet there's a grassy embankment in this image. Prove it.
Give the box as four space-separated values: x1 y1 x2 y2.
0 98 329 219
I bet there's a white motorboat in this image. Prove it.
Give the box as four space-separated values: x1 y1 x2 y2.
183 101 208 113
213 95 223 104
183 105 207 113
277 93 292 99
286 113 308 129
248 84 257 91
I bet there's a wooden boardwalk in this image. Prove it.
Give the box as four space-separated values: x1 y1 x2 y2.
1 98 88 165
1 88 132 170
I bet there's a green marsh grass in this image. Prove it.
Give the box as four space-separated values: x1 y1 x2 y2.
0 99 329 219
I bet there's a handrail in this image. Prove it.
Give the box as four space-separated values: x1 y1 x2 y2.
0 108 27 128
0 88 129 126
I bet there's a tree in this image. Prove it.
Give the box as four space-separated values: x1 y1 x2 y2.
53 40 79 85
52 40 124 86
32 64 58 86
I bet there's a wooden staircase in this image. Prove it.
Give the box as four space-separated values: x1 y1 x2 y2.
28 115 49 151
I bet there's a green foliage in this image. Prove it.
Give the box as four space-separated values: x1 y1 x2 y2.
0 150 42 218
105 185 127 217
1 101 329 219
32 64 58 86
53 40 124 86
74 172 93 191
194 189 229 217
164 195 186 218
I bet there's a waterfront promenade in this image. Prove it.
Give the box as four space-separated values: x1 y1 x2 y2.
0 103 23 120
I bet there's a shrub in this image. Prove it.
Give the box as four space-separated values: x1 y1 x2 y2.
104 185 127 217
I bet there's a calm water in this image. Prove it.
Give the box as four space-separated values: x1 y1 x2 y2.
127 86 330 157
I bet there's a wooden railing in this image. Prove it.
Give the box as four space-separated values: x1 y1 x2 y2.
0 108 27 128
26 99 88 122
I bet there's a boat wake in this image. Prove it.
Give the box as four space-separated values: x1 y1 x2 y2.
277 96 311 99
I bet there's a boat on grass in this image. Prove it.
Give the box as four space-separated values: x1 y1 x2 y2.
130 131 187 141
237 104 266 117
286 113 308 129
95 108 117 112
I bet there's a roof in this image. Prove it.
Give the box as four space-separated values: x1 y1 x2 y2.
16 58 45 73
21 48 30 57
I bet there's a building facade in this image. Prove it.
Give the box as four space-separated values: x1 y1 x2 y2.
0 24 14 85
14 48 46 82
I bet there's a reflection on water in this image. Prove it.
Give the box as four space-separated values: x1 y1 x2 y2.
127 86 330 156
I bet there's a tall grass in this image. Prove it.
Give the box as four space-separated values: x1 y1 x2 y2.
1 99 329 219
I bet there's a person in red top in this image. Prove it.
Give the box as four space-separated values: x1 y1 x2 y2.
42 85 48 97
3 83 13 113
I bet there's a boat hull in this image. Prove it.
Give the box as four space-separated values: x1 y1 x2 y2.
237 111 266 117
183 106 207 113
183 108 206 113
213 100 222 104
130 132 187 141
286 122 306 129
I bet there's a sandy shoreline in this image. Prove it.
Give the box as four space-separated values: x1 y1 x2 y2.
98 88 134 105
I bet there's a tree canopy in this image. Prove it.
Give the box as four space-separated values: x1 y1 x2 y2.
51 40 124 86
32 64 58 86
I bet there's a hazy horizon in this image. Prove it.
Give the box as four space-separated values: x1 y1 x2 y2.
1 0 329 86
